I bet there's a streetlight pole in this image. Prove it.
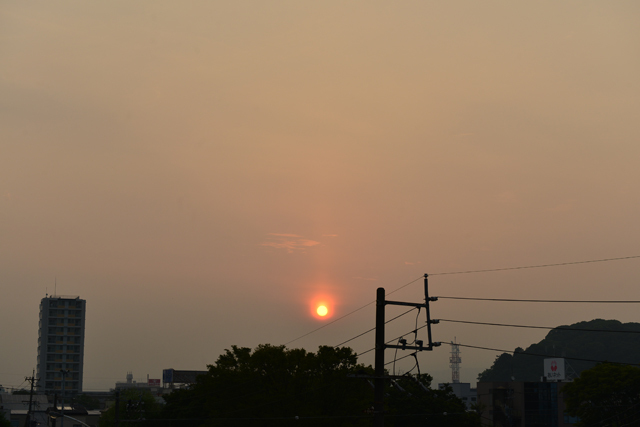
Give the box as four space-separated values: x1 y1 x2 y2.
59 369 70 427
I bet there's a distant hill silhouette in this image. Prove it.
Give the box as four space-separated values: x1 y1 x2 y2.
477 319 640 382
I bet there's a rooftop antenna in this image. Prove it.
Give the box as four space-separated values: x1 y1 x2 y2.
54 277 57 297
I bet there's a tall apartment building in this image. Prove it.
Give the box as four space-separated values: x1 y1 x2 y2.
37 296 86 395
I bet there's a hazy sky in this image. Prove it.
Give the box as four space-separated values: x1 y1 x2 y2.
2 1 640 391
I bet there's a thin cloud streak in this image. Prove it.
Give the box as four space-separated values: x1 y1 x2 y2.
261 234 321 253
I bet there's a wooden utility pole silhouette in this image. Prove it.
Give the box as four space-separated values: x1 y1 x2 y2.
25 370 39 427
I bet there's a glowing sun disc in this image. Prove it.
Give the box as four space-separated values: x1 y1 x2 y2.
316 305 328 317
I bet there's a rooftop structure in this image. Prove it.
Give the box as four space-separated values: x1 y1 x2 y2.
114 372 162 391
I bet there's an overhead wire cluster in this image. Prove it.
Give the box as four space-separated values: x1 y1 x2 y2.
96 255 640 425
282 254 640 372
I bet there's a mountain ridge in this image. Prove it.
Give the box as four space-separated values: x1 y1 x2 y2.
477 319 640 382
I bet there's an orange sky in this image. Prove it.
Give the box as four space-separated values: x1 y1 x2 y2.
1 1 640 389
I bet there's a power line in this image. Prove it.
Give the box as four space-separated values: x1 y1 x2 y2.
334 327 376 348
439 318 640 334
385 352 416 366
380 276 423 297
284 276 422 346
386 256 640 295
368 336 640 371
457 343 640 366
436 296 640 303
358 316 640 368
283 302 374 345
356 308 640 362
283 254 640 347
357 323 431 358
361 317 640 364
429 255 640 276
334 308 415 348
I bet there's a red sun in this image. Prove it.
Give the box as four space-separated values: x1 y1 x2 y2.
310 295 334 320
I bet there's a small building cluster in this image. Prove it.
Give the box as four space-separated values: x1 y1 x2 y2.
438 341 577 426
477 358 578 427
3 295 207 427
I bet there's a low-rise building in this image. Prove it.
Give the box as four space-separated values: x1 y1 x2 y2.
477 381 577 427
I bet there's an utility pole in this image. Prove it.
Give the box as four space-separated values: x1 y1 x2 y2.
60 369 70 427
373 274 440 427
115 390 120 427
374 288 386 427
52 394 58 427
25 370 39 427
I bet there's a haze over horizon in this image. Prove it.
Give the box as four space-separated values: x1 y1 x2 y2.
1 1 640 391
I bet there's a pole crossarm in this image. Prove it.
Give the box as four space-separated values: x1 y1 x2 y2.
384 300 427 308
385 344 439 351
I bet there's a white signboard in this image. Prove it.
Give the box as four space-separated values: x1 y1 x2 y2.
544 358 565 381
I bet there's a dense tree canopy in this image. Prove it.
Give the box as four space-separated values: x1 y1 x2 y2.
385 375 479 427
161 344 479 427
99 389 164 427
75 393 101 410
0 411 10 427
478 319 640 382
163 344 374 427
563 363 640 427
